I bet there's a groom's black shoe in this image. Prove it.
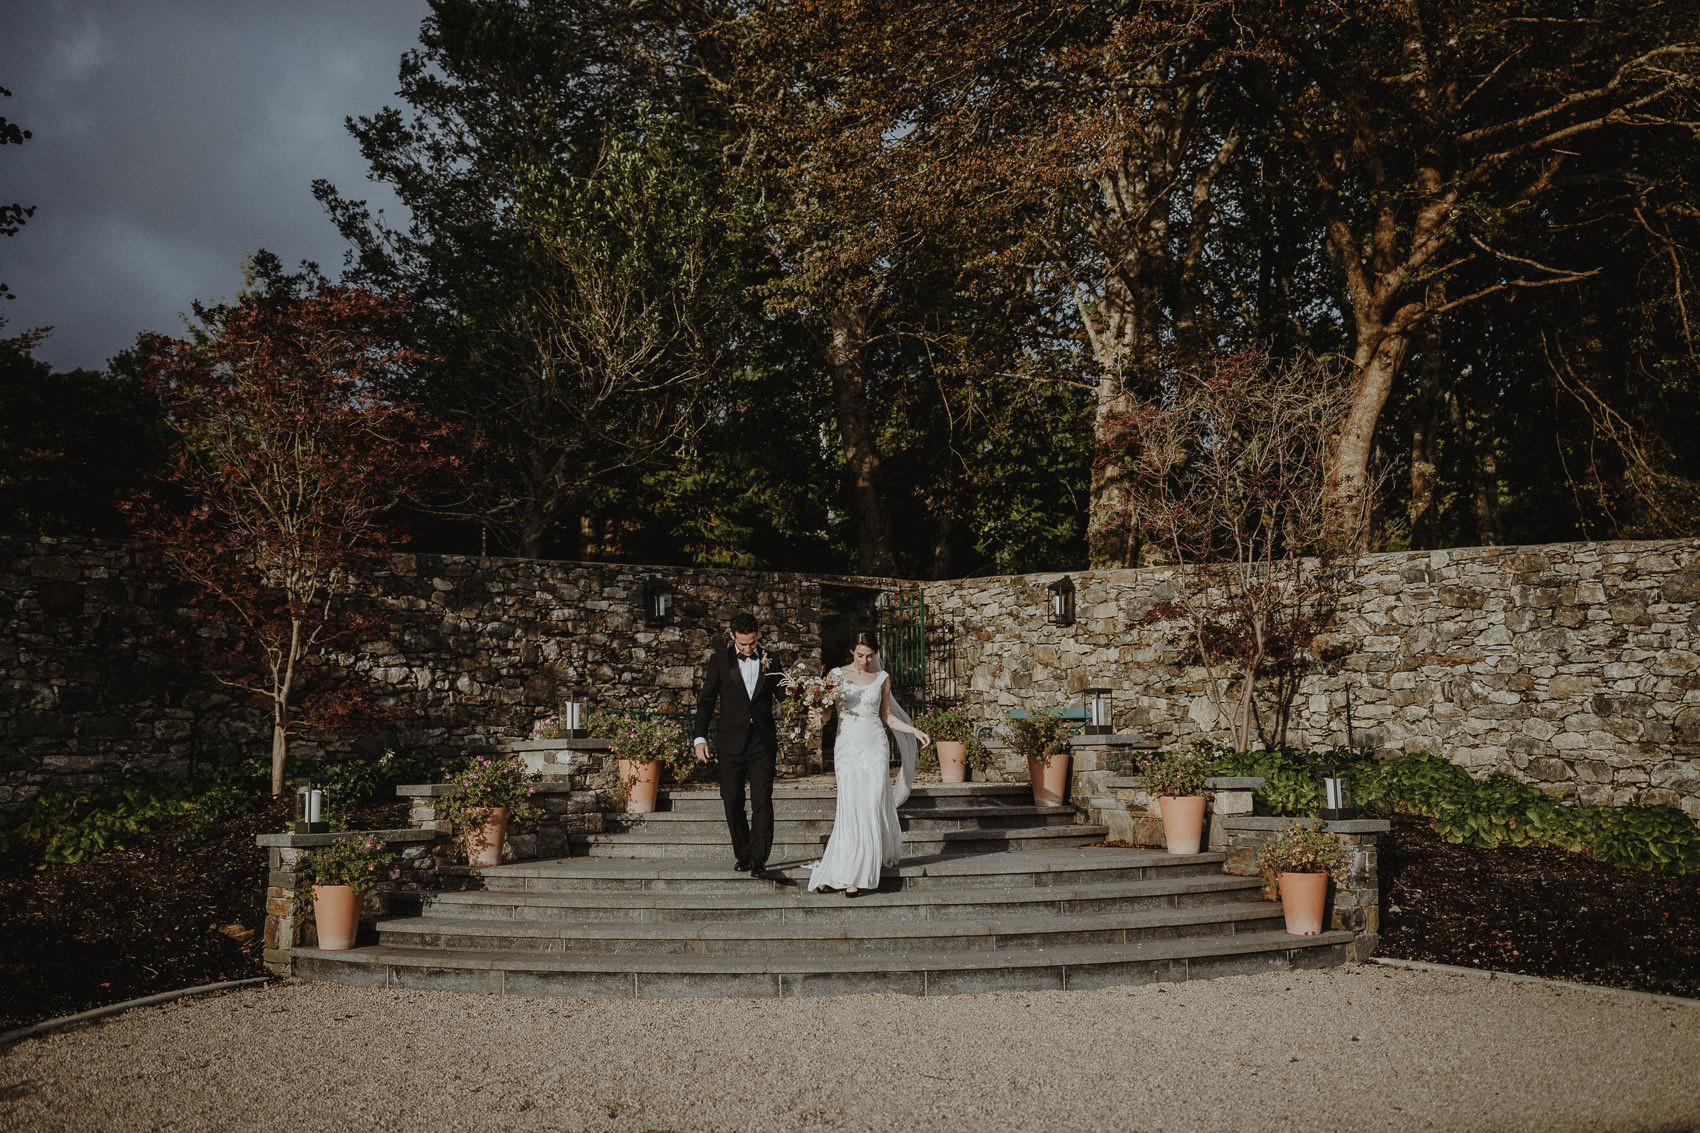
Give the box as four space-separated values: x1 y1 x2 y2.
734 860 753 873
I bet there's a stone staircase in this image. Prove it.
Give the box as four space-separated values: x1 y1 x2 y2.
572 782 1107 859
291 784 1353 997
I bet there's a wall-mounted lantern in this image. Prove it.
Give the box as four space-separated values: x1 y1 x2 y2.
1047 575 1076 627
1317 764 1355 821
1083 687 1113 735
642 579 675 626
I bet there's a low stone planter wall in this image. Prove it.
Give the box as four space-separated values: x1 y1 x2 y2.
1091 775 1264 849
256 828 443 972
1219 815 1390 960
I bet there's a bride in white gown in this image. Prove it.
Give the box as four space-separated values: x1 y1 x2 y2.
807 632 931 896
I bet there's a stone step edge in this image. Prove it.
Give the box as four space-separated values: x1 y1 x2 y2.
663 784 1034 800
626 805 1073 821
396 873 1260 912
569 825 1110 845
378 901 1283 943
295 928 1353 975
470 848 1227 881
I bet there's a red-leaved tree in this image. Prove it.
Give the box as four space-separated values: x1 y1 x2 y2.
1123 352 1366 751
128 285 459 795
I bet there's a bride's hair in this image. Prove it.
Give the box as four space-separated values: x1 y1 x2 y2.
849 629 879 658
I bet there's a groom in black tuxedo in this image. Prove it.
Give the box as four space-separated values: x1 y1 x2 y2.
692 612 782 877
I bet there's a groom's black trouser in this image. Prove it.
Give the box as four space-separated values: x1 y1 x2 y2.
719 736 775 868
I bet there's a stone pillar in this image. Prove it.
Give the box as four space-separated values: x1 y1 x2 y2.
1219 815 1390 961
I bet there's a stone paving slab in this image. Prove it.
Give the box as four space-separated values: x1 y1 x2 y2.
295 927 1350 977
399 871 1260 917
379 901 1282 949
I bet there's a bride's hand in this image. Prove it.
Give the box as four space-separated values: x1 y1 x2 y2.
915 730 931 747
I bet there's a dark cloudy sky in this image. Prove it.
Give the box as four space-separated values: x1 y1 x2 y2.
3 1 431 373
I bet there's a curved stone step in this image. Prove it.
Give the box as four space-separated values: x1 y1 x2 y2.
395 872 1263 926
465 847 1230 895
612 806 1080 834
567 824 1111 860
663 783 1035 805
375 900 1286 956
291 928 1353 998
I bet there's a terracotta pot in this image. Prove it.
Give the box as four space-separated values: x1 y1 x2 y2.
935 740 968 784
619 758 662 813
1279 870 1329 935
312 884 360 951
1156 795 1207 854
465 805 510 868
1026 752 1070 807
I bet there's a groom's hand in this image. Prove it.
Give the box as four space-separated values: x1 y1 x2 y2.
693 740 710 763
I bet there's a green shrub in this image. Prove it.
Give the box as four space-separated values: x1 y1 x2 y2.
313 748 442 814
1207 743 1328 817
1590 805 1700 873
1216 746 1700 875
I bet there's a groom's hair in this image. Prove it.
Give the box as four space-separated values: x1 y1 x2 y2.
728 612 759 635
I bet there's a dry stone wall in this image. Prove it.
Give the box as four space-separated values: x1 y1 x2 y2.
0 536 821 805
922 539 1700 822
5 534 1697 823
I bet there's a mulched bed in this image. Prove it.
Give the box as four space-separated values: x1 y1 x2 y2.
0 804 1694 1030
0 798 407 1030
1377 811 1700 998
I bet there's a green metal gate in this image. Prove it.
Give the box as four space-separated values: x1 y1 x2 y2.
871 590 926 718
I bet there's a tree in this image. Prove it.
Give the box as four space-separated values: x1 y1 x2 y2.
128 286 459 795
1 83 33 301
735 0 1246 568
1239 0 1700 543
1127 352 1361 751
0 334 168 536
318 0 749 559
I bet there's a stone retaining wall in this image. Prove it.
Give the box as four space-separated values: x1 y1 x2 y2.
6 535 1697 823
0 535 822 804
922 539 1700 822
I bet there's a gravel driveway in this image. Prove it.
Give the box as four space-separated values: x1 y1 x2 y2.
2 964 1695 1132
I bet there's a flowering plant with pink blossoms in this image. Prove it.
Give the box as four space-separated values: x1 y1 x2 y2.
299 834 398 894
586 711 694 779
439 751 542 846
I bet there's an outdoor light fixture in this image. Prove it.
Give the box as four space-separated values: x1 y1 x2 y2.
293 782 328 835
1047 575 1076 627
1083 687 1113 735
642 579 676 626
558 694 588 739
1317 764 1355 821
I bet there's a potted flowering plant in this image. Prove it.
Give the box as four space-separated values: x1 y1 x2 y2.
1257 819 1349 935
439 752 543 867
1137 746 1218 855
298 835 398 950
1002 709 1072 806
586 711 693 813
914 703 992 783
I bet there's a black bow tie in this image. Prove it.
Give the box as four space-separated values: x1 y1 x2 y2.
737 649 760 661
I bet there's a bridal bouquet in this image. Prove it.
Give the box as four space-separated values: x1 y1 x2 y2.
777 663 843 739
